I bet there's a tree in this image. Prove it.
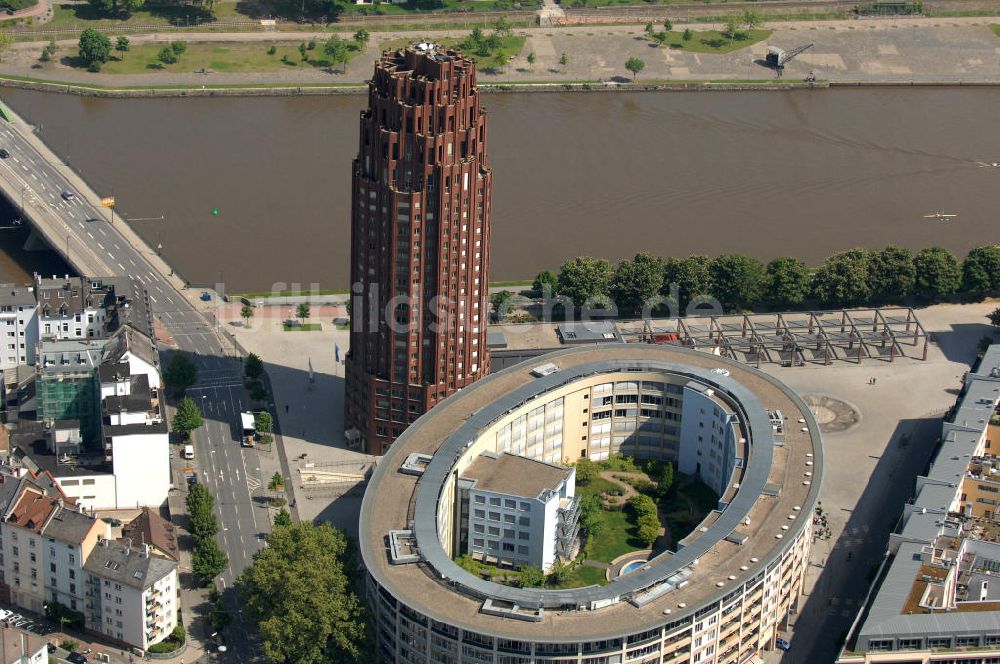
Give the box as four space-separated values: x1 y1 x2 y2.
644 22 654 34
324 36 350 73
558 256 614 308
574 458 597 485
114 36 129 59
172 397 204 437
913 246 962 300
516 566 545 588
87 0 114 14
547 560 571 585
245 352 264 380
186 484 218 542
683 28 693 41
868 245 915 303
78 28 112 65
988 308 1000 328
724 13 742 43
526 51 536 70
560 52 569 68
193 538 229 585
636 514 660 547
963 245 1000 294
353 28 370 45
490 290 514 321
764 257 811 309
495 52 510 73
158 46 178 65
170 40 187 55
299 42 308 61
268 472 284 492
709 254 766 311
532 270 558 297
662 19 673 31
237 523 368 664
663 255 713 312
742 7 764 32
256 411 273 433
296 303 311 323
811 249 871 306
611 252 664 315
494 16 512 37
241 304 255 327
469 26 484 45
119 0 145 16
273 508 292 527
625 57 646 81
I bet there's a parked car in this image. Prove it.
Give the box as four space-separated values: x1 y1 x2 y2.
0 149 9 159
775 637 792 651
67 653 89 664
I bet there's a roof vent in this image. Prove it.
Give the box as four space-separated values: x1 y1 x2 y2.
530 363 559 378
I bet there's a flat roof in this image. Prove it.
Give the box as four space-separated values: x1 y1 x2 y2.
463 452 571 500
360 344 823 640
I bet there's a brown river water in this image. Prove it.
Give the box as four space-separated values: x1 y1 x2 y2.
2 87 998 292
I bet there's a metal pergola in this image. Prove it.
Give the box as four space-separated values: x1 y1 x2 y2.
623 307 928 367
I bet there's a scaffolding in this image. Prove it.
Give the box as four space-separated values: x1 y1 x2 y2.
622 307 928 367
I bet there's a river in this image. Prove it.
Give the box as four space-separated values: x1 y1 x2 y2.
2 87 998 292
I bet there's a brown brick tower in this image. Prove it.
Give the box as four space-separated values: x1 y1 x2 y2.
344 45 492 455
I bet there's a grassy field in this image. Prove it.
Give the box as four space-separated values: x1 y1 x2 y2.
646 28 771 54
577 483 644 563
283 322 323 331
53 40 365 75
991 24 1000 38
380 33 525 69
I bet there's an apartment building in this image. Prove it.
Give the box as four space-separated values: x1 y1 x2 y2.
0 624 47 664
839 344 1000 663
41 501 105 616
459 451 579 571
0 287 37 372
36 276 111 343
84 539 178 651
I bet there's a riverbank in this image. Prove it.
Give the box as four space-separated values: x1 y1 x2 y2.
3 17 1000 93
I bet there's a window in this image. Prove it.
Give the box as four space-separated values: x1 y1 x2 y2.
489 497 501 507
474 495 485 504
504 499 517 509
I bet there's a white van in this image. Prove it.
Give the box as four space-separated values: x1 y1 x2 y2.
183 444 195 460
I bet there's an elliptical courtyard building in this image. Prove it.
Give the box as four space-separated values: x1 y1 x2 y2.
345 44 493 455
360 344 823 664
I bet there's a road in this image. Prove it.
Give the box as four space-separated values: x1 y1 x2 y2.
0 115 269 661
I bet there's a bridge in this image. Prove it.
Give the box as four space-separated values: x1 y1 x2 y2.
0 100 276 661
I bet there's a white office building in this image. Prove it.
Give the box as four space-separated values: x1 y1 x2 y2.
460 451 579 571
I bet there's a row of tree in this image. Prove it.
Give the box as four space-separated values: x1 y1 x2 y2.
525 244 1000 315
186 484 229 585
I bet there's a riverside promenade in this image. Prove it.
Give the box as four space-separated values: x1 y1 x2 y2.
2 16 1000 90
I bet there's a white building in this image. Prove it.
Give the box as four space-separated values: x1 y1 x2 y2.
84 539 178 651
0 286 38 372
0 624 47 664
40 501 108 616
678 381 740 497
460 452 578 571
36 276 111 343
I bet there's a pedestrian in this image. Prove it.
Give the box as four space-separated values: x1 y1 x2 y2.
873 377 877 385
285 404 289 413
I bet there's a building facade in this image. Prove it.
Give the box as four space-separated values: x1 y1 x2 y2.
36 276 110 343
838 345 1000 664
344 44 493 455
361 345 823 664
0 287 38 372
84 539 178 651
460 452 578 571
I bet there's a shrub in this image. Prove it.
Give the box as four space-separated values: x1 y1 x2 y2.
629 494 657 519
158 47 177 64
683 28 693 41
267 44 276 55
170 40 187 55
87 60 102 72
307 39 316 50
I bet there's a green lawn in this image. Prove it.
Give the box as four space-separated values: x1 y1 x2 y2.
991 24 1000 38
380 34 526 70
577 483 644 563
575 565 608 586
580 476 621 497
44 3 217 31
57 41 365 75
283 323 323 331
646 29 771 54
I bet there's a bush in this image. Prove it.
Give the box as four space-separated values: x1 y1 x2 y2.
267 44 276 55
629 494 657 519
61 641 79 653
307 39 316 50
248 380 267 402
170 40 187 55
158 47 177 64
87 60 102 72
